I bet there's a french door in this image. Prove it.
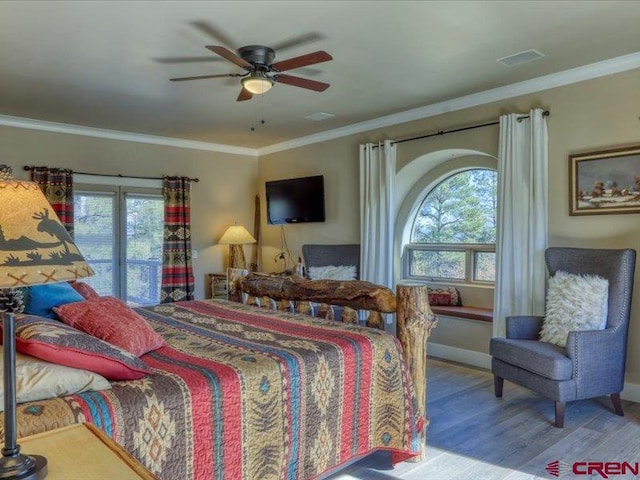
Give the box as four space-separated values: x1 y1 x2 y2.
73 185 164 305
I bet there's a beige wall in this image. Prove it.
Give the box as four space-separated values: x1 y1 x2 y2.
259 67 640 384
258 140 360 272
1 126 258 300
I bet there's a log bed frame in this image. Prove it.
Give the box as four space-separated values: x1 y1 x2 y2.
231 271 437 460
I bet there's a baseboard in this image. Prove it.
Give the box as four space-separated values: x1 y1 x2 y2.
427 342 640 403
427 342 492 370
621 381 640 403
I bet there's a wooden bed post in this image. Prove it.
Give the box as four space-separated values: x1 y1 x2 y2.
396 283 437 461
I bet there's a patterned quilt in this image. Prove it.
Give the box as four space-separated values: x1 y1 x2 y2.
7 299 422 479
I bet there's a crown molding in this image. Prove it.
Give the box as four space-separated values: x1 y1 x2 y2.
258 51 640 156
0 115 259 157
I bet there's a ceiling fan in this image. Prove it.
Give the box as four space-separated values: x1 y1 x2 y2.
170 45 332 101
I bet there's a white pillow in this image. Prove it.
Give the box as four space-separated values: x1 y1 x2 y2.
539 271 609 347
307 265 357 281
0 349 111 411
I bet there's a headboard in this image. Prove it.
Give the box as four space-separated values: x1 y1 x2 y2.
301 244 361 279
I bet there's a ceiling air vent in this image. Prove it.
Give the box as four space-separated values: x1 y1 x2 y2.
304 112 335 121
497 49 545 67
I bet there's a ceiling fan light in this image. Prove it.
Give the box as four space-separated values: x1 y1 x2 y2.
242 75 274 94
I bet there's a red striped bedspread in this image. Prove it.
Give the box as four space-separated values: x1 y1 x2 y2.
12 299 423 479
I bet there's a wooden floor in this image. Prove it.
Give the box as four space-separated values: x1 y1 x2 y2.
328 357 640 480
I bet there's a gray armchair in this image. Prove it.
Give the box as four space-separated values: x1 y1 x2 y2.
490 247 636 427
301 244 360 322
301 244 360 279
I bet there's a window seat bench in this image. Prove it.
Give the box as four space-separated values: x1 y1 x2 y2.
431 305 493 323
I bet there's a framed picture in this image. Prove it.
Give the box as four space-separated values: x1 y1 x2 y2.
569 144 640 216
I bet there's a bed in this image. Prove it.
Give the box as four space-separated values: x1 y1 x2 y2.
2 275 434 480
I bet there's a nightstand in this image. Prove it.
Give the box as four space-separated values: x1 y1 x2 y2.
208 272 228 298
12 423 158 479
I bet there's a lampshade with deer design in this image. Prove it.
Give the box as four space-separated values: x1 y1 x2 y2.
0 180 93 287
0 174 93 480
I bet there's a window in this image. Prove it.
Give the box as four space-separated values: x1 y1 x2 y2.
404 168 497 283
73 185 164 305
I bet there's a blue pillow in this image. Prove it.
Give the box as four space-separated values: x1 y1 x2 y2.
25 283 85 319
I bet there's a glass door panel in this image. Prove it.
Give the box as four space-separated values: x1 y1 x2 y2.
124 194 163 305
73 191 118 296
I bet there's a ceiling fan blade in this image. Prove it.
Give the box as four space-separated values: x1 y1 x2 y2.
155 56 222 64
191 21 238 50
272 51 332 72
275 74 330 92
237 88 253 102
270 32 324 52
170 73 242 82
207 46 252 69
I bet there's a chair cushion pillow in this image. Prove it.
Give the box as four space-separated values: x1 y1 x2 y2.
11 315 152 380
539 271 609 347
24 283 85 319
489 337 573 381
54 296 165 356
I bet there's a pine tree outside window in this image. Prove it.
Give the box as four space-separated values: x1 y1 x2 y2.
404 168 497 284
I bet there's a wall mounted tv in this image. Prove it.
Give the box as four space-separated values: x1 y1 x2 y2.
266 175 325 225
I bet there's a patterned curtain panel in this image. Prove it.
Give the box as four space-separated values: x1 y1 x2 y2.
161 176 195 303
30 167 74 236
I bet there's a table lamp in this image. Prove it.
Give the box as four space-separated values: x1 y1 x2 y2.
0 166 94 480
218 224 256 269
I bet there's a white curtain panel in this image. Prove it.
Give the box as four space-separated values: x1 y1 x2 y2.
359 140 396 290
493 108 548 337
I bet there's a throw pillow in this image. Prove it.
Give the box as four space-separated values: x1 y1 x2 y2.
427 286 462 306
0 349 111 411
24 282 85 319
69 281 100 300
54 296 165 357
307 265 357 281
11 315 152 380
539 271 609 347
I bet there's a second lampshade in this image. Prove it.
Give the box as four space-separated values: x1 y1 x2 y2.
218 225 256 269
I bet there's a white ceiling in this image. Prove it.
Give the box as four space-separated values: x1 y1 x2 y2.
1 1 640 151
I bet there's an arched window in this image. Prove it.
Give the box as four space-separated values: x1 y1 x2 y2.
404 168 497 283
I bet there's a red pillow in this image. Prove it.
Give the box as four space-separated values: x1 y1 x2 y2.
11 315 151 381
427 286 461 306
54 296 165 357
69 281 100 300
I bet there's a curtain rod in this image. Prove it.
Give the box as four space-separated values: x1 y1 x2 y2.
373 110 550 148
23 166 199 183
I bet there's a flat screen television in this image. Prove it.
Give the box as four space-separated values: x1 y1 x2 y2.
266 175 325 225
